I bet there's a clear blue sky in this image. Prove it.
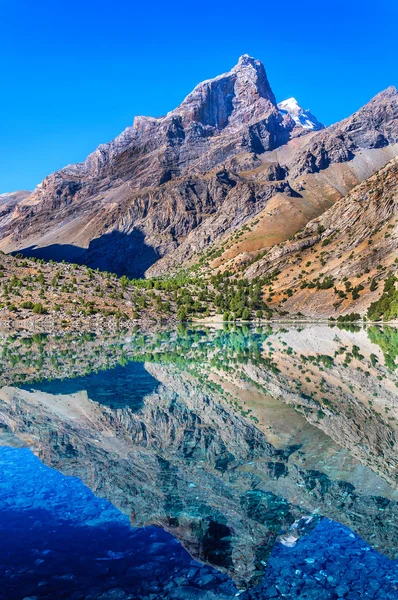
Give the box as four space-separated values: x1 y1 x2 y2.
0 0 397 193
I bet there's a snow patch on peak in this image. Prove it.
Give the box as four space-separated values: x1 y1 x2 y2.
279 97 300 111
278 97 324 131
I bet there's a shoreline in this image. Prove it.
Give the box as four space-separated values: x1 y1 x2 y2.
191 317 398 326
0 315 396 337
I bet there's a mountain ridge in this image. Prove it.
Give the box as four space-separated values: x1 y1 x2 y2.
0 57 397 316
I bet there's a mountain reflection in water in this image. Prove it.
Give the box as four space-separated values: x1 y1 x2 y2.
0 323 397 599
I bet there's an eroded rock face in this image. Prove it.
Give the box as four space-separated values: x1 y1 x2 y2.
0 190 32 229
0 56 300 276
171 54 277 130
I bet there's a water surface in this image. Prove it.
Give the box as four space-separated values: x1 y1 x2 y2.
0 323 397 599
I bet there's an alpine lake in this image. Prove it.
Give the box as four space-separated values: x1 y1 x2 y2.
0 322 397 600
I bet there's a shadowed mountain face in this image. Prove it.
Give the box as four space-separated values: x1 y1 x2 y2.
0 324 397 589
1 56 397 278
17 229 160 278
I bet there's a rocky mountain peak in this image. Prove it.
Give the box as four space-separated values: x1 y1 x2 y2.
231 54 277 106
235 53 256 66
170 55 277 129
373 85 397 100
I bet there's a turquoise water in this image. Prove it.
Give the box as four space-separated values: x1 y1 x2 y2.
0 324 397 598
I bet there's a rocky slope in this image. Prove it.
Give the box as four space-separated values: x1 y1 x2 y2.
288 86 398 178
243 157 398 318
0 191 31 228
1 56 397 281
196 86 398 275
0 251 182 333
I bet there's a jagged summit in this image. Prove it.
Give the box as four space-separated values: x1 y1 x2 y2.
278 97 324 131
170 54 277 129
230 54 276 104
372 85 397 100
235 53 257 66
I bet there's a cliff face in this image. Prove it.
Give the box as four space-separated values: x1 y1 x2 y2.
0 325 397 587
1 56 397 279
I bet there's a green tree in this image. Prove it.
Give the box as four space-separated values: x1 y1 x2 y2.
370 279 378 292
21 301 34 309
241 308 251 321
120 275 129 290
177 306 188 321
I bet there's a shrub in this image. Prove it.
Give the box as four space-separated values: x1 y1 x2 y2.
21 301 34 309
33 303 47 315
177 306 188 321
317 276 334 290
337 313 361 322
370 279 378 292
241 308 251 320
367 275 398 321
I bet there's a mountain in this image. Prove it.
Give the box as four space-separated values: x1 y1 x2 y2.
0 55 296 277
2 55 396 283
183 87 398 277
277 97 324 131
